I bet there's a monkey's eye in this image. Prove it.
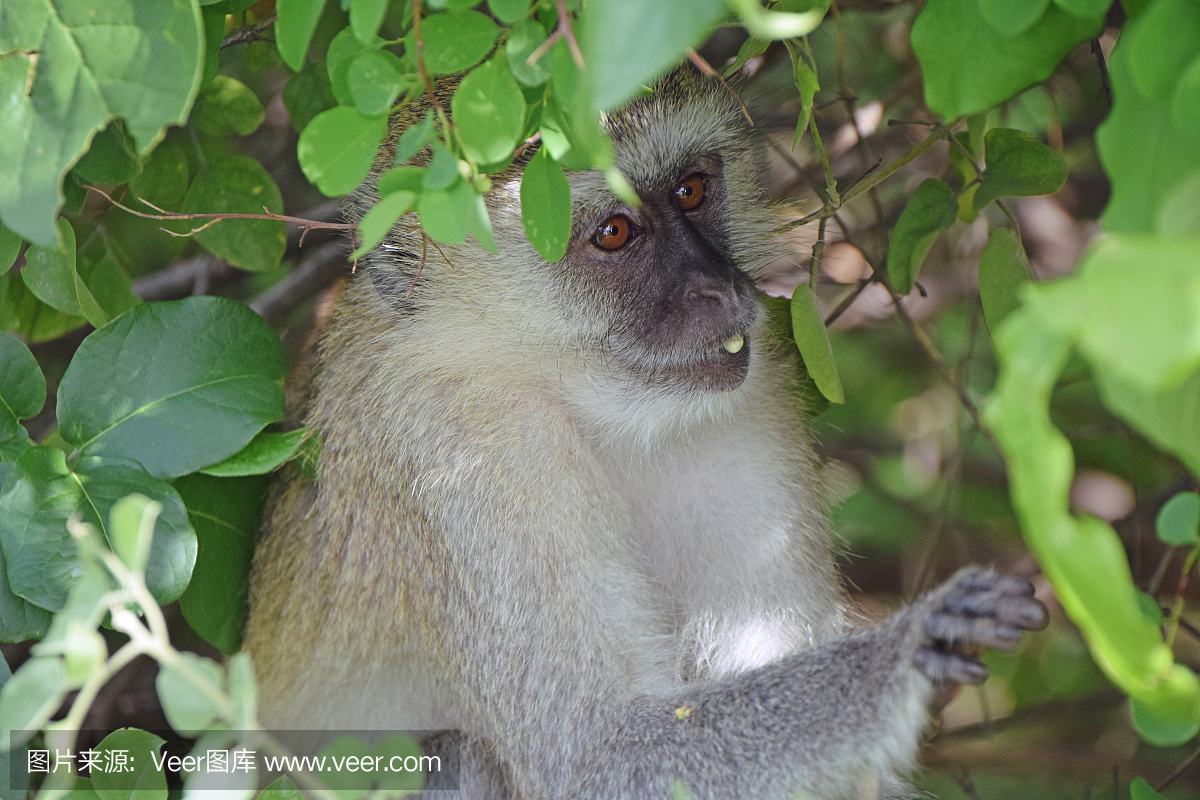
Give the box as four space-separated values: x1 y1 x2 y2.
674 174 706 211
593 215 632 250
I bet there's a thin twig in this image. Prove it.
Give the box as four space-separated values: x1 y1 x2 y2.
250 241 349 326
1156 739 1200 792
220 14 276 50
555 0 584 69
85 186 355 235
1091 38 1113 108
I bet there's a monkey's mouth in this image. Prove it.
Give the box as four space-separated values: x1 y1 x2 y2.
653 334 751 392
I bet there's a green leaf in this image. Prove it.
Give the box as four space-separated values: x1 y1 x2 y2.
885 179 957 294
408 11 498 75
1055 235 1200 391
0 448 196 609
423 142 461 189
1170 56 1200 133
283 62 338 133
178 473 270 655
352 190 417 259
108 493 160 576
200 428 311 477
0 0 204 247
225 651 257 728
1156 171 1200 235
978 227 1033 332
373 734 426 791
394 112 435 164
326 26 386 107
489 0 530 25
792 54 819 146
199 5 225 87
579 0 727 111
1098 14 1200 233
724 36 770 78
259 776 303 800
790 283 844 404
0 222 22 272
191 76 266 137
129 137 192 212
2 272 86 344
520 148 571 262
1131 697 1200 747
453 58 526 165
1127 0 1200 103
417 179 472 246
92 729 167 800
57 296 288 479
180 156 286 272
77 252 140 326
0 656 68 750
298 107 389 197
1095 367 1200 478
177 158 285 273
22 220 99 323
347 49 405 116
275 0 328 71
350 0 389 43
974 128 1068 210
156 652 225 735
1054 0 1112 15
72 119 142 186
912 0 1103 121
0 333 46 443
1156 492 1200 547
1129 777 1169 800
466 189 496 253
377 166 427 195
985 306 1200 732
506 19 551 87
979 0 1050 36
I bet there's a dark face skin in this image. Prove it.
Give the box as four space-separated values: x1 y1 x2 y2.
565 155 759 393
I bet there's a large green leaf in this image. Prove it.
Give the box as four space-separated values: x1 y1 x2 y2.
57 296 288 479
177 473 270 655
0 0 204 247
0 448 196 610
912 0 1104 121
791 283 844 404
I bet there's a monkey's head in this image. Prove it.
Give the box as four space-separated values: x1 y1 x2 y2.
351 67 785 434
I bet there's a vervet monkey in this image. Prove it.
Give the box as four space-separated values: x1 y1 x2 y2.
244 67 1047 799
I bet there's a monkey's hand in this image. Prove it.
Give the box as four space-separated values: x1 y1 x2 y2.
912 569 1048 686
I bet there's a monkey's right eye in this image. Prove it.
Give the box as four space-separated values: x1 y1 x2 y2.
593 216 632 250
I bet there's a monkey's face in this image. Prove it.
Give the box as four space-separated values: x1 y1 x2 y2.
563 151 759 393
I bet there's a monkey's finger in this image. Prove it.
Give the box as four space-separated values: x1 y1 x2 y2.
942 591 1048 631
954 571 1035 598
996 596 1048 631
924 613 1022 650
914 647 988 686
